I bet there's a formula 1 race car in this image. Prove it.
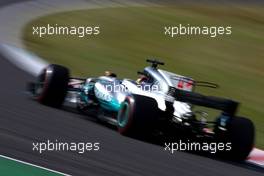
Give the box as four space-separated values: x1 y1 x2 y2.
28 59 255 160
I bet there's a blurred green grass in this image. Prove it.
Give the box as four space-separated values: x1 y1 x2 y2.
23 5 264 148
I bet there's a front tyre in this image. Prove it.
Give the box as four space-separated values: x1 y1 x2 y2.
36 64 69 107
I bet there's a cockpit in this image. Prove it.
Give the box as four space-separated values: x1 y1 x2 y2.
137 59 194 93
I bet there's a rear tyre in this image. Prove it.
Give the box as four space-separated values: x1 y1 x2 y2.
36 64 69 107
117 95 158 137
215 116 255 161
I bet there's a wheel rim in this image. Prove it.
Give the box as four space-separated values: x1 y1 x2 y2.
118 102 130 127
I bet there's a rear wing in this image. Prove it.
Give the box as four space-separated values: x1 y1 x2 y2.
168 87 238 116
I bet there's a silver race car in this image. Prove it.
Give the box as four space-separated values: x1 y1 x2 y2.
28 59 255 160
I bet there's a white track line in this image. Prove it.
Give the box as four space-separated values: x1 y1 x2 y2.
0 44 48 76
0 154 71 176
0 0 154 76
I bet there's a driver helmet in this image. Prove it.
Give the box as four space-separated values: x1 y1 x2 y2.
136 74 148 84
104 71 117 77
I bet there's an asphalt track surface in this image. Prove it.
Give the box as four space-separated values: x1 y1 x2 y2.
0 1 264 176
